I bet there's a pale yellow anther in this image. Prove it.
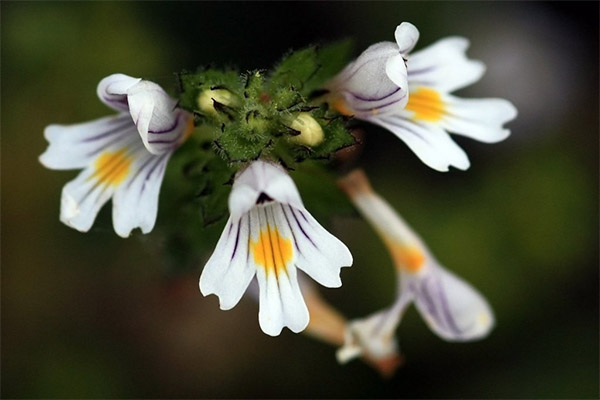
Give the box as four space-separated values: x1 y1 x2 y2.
197 88 240 115
288 113 324 147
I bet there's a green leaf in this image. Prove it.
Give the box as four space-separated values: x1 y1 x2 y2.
307 39 354 93
268 46 319 92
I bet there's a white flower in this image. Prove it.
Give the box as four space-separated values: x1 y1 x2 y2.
40 73 194 237
337 170 494 363
328 22 517 172
199 160 353 336
326 22 419 118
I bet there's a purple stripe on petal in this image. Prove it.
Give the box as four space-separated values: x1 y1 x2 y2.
381 117 431 145
354 94 407 113
148 113 180 134
85 129 138 158
231 220 242 261
82 117 132 143
432 273 463 336
148 138 180 144
417 277 443 324
346 86 401 102
140 153 169 195
287 205 318 249
246 213 252 263
125 155 156 190
103 96 129 109
280 203 304 257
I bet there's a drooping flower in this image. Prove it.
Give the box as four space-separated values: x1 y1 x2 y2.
337 169 494 363
199 160 353 336
40 73 194 237
327 22 517 172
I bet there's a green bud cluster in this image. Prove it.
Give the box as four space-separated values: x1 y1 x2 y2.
159 41 357 268
175 41 356 168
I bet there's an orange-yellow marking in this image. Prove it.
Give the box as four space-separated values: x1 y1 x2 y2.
93 149 132 186
251 227 293 277
388 242 425 273
405 87 445 122
180 117 195 144
331 97 354 116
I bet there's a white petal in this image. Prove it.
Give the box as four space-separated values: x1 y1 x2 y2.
59 138 143 232
395 22 420 54
126 80 184 155
371 116 470 171
57 129 143 232
277 203 352 288
199 215 257 310
256 261 309 336
408 37 485 93
336 292 410 363
384 54 409 107
228 161 304 221
60 169 115 232
327 42 408 118
40 114 135 170
111 151 172 238
443 95 517 143
408 261 495 341
97 73 141 112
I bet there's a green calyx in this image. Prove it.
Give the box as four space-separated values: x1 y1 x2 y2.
175 40 355 168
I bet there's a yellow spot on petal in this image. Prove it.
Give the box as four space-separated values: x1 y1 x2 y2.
371 108 379 116
477 312 490 327
405 87 445 122
93 149 131 186
251 226 293 277
180 117 195 144
331 97 354 116
389 243 425 273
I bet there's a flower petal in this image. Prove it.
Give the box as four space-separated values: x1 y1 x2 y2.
384 54 409 104
336 294 409 364
59 137 144 232
371 115 470 171
228 161 304 221
97 73 141 112
40 114 134 170
278 203 352 288
442 95 517 143
327 42 409 118
395 22 420 54
199 215 257 310
408 261 495 341
408 37 486 93
256 260 309 336
126 81 186 155
111 151 172 238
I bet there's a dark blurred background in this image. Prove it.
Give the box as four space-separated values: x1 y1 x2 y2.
2 2 598 398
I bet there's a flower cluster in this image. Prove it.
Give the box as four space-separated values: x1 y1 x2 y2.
41 22 515 371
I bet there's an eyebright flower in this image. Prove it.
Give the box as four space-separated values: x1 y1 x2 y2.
40 73 194 237
327 22 517 172
337 170 494 363
199 160 353 336
325 22 419 118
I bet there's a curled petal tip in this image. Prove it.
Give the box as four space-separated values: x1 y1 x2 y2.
395 22 420 54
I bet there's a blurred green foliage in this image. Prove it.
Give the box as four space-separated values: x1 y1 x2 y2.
2 1 598 399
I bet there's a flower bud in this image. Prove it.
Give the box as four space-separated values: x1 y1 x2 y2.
197 88 240 115
288 113 324 147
